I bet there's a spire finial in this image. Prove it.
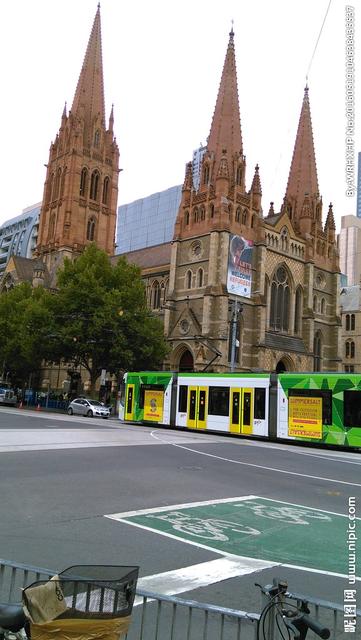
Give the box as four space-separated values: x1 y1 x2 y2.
230 19 234 37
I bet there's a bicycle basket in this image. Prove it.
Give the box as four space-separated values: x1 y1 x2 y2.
22 565 139 624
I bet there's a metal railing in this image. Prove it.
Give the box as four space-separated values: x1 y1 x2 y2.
1 559 360 639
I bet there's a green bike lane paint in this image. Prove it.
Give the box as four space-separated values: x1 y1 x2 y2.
106 495 361 579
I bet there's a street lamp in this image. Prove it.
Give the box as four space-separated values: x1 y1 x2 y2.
229 300 243 372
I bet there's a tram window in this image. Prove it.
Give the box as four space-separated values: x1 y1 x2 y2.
139 384 164 409
288 388 332 425
254 388 266 419
208 387 230 416
344 390 361 428
178 385 188 412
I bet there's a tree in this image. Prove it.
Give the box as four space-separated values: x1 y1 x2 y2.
0 283 55 389
48 244 168 393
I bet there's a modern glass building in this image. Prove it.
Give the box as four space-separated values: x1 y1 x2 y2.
116 185 182 254
0 203 40 276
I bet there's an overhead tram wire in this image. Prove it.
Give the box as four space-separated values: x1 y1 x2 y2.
305 0 333 83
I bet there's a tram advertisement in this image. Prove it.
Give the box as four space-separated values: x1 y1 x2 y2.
288 396 323 439
144 389 164 422
227 234 253 298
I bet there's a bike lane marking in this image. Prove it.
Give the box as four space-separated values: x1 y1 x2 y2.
106 495 361 580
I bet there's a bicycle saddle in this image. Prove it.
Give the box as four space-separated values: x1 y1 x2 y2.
0 603 27 632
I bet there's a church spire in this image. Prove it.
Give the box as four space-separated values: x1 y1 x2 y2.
207 28 243 170
282 86 320 227
71 4 105 128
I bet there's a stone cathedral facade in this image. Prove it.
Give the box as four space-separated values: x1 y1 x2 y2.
1 9 341 375
134 30 341 373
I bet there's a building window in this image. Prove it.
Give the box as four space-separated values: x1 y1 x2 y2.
61 166 67 197
90 170 100 200
321 298 326 315
197 268 204 287
236 166 242 186
235 207 241 222
209 204 215 218
80 168 88 197
270 266 290 332
48 214 56 240
345 365 355 373
242 209 247 225
94 129 100 148
102 177 110 205
186 270 192 289
46 173 54 204
314 331 322 371
54 168 62 199
151 281 161 309
87 217 96 241
294 287 303 334
193 207 199 222
313 295 317 312
203 164 210 185
351 314 355 330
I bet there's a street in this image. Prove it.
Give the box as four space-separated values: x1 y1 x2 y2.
0 406 360 616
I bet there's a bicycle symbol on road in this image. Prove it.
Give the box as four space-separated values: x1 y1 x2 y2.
234 501 332 525
146 511 261 541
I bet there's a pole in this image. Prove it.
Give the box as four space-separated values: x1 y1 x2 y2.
230 301 237 372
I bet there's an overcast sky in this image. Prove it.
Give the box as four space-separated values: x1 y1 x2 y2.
1 0 359 231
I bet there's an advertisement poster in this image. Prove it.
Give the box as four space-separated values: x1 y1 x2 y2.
144 389 164 422
288 396 323 439
227 235 253 298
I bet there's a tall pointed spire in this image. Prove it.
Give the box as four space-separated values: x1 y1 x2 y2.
282 86 320 225
71 4 105 127
207 28 243 166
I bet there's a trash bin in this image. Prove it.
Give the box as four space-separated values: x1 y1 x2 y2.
22 565 139 640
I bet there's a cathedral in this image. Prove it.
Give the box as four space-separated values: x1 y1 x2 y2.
2 7 341 375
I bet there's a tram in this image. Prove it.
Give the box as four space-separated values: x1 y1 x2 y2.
120 371 361 450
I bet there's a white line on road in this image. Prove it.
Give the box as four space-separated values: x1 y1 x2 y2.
150 431 361 487
134 557 278 604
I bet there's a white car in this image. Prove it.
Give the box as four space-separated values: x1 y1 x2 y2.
67 398 110 418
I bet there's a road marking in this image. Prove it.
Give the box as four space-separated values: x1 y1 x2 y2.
134 557 278 604
106 496 361 580
150 431 361 486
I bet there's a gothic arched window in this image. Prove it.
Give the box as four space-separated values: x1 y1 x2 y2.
46 173 54 204
236 165 242 186
294 287 303 334
54 168 61 199
351 314 355 330
242 209 248 225
90 170 100 200
203 164 210 185
209 203 215 218
94 129 100 148
151 281 161 309
80 168 88 197
61 166 67 197
193 207 199 222
102 177 110 205
87 217 96 241
314 332 322 371
48 213 56 240
235 207 241 222
197 268 204 287
186 270 192 289
269 266 290 332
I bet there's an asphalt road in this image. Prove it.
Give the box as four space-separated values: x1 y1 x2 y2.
0 406 360 617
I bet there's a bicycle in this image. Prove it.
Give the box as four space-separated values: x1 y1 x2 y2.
255 578 330 639
0 564 138 640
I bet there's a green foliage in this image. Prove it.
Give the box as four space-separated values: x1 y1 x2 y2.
48 245 169 389
0 283 55 387
0 246 169 390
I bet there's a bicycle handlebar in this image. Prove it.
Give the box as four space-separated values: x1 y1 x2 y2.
300 613 330 639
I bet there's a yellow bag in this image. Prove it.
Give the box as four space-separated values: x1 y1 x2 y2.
30 615 131 640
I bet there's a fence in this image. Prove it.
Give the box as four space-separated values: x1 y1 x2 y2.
0 559 360 639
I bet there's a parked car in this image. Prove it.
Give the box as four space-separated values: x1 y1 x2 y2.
67 398 111 418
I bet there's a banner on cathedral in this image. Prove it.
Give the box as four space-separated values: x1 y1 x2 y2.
227 234 253 298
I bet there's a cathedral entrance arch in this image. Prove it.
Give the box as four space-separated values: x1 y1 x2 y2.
179 349 194 372
275 356 294 373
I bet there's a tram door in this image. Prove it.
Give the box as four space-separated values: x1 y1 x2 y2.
125 384 135 421
187 386 208 429
230 388 254 434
